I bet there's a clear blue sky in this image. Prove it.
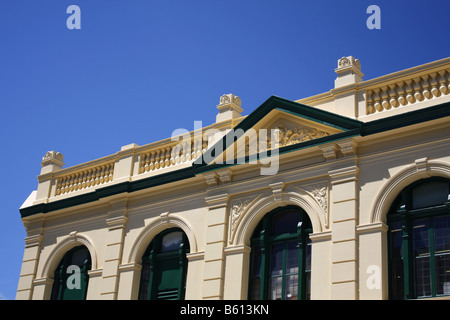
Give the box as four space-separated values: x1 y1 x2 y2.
0 0 448 300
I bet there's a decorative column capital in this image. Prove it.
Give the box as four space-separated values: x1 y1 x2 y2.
205 193 229 209
328 165 359 184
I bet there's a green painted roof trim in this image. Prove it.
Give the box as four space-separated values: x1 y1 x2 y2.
361 100 450 136
196 96 363 168
237 95 363 131
19 98 450 218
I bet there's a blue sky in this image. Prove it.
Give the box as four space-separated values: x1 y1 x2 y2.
0 0 449 300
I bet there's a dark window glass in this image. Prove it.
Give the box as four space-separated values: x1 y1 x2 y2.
389 222 404 299
434 216 450 296
139 228 189 300
388 178 450 299
50 246 91 300
413 219 431 298
412 181 448 209
249 206 311 300
272 210 301 235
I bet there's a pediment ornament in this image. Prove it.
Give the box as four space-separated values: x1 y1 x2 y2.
267 125 329 149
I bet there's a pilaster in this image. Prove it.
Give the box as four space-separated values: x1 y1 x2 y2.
16 221 43 300
202 193 229 299
329 163 359 299
357 222 389 299
223 245 251 299
100 197 128 300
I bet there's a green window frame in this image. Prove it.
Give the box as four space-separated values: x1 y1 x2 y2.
388 177 450 299
248 206 312 300
138 228 190 300
50 245 91 300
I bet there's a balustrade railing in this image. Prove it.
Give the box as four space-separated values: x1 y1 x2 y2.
138 137 208 174
366 69 449 114
55 161 115 196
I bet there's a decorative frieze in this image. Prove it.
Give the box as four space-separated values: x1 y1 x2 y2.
266 125 329 149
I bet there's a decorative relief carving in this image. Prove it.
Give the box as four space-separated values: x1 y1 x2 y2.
337 56 361 69
304 183 328 213
266 125 329 149
338 57 351 67
219 93 242 107
43 151 64 162
220 94 231 104
228 194 263 243
230 200 250 232
301 182 329 227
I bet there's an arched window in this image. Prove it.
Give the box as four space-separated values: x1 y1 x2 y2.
138 228 190 300
248 206 312 300
50 245 91 300
388 178 450 299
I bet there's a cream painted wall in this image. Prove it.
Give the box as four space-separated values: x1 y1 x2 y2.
17 57 450 300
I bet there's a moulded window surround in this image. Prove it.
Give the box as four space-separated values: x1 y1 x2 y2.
387 177 450 300
248 206 312 300
138 228 190 300
50 245 92 300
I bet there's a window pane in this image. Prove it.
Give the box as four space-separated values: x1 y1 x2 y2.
269 276 282 300
270 243 284 276
285 275 298 300
412 181 448 209
286 241 299 274
434 216 450 253
160 231 183 253
306 270 311 300
434 216 450 295
250 245 262 300
272 210 301 235
436 254 450 295
390 222 404 299
306 240 312 272
413 219 431 298
139 262 151 299
70 247 90 267
251 278 261 300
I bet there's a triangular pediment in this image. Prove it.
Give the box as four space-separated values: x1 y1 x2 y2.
250 108 343 148
196 96 362 167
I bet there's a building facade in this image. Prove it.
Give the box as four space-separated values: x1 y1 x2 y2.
17 56 450 300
